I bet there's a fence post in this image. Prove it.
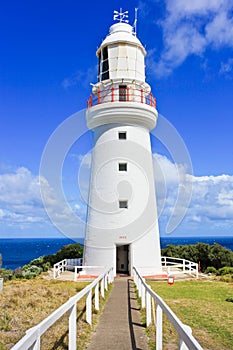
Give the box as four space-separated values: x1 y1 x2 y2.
101 278 105 298
69 303 77 350
141 280 146 308
111 87 114 102
138 278 142 298
73 267 76 282
104 275 108 291
28 337 40 350
156 304 163 350
179 325 192 350
95 282 99 311
86 289 92 325
146 290 152 327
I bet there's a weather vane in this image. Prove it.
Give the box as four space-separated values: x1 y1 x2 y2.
113 8 129 23
113 8 138 35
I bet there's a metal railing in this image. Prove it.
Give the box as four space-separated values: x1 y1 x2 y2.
133 267 203 350
87 86 156 109
161 256 199 279
11 267 114 350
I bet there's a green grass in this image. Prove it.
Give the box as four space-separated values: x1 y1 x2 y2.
146 280 233 350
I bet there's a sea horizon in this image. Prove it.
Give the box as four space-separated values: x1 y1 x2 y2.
0 235 232 270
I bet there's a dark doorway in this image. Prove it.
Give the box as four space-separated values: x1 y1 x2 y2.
116 245 129 274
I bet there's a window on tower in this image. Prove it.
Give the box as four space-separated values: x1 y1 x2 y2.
119 163 127 171
119 200 128 209
118 131 127 140
119 85 127 101
101 47 109 81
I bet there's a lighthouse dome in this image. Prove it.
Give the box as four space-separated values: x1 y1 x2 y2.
96 22 146 83
97 23 146 54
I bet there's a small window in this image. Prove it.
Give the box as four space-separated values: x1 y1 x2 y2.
119 163 127 171
119 84 127 101
119 200 128 209
118 131 127 140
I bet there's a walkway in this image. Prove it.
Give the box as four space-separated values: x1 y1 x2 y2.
87 277 149 350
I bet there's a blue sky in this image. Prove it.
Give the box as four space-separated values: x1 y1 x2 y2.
0 0 233 239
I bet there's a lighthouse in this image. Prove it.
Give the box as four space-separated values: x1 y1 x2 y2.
83 10 162 276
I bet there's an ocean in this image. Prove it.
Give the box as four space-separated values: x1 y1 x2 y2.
0 236 232 270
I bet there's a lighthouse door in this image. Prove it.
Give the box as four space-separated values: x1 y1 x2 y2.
116 245 129 274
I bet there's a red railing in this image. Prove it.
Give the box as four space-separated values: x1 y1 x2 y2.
87 86 156 109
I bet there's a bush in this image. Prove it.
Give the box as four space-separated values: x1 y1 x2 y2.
22 265 43 279
217 266 233 276
42 243 83 266
13 267 23 278
0 268 14 281
162 242 233 272
206 266 217 274
26 243 83 270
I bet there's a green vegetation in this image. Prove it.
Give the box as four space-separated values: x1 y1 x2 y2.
146 280 233 350
162 242 233 272
0 243 83 281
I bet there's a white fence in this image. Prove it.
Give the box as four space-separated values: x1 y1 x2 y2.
53 258 84 279
53 259 67 279
11 267 113 350
133 267 203 350
161 256 199 279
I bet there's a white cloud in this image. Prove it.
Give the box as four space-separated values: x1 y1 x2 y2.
148 0 233 77
152 154 233 230
1 160 233 235
0 167 86 236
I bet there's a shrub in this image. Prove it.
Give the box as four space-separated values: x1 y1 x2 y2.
22 265 43 279
0 268 14 281
206 266 217 274
13 267 23 278
162 242 233 272
217 266 233 276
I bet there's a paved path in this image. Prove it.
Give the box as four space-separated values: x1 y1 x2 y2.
86 277 149 350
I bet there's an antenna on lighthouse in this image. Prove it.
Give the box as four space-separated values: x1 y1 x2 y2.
113 8 129 23
133 8 138 36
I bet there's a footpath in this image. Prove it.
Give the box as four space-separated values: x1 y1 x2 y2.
86 277 149 350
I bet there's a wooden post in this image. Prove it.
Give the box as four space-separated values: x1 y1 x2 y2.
86 289 92 325
141 281 146 308
146 290 152 327
156 304 163 350
69 304 77 350
95 282 99 311
101 278 105 298
179 325 192 350
104 275 108 291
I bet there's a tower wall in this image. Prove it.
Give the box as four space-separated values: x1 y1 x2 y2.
84 123 162 275
84 20 162 276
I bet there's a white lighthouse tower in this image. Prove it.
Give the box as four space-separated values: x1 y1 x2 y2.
84 10 162 277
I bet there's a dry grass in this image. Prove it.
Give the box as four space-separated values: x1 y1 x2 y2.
0 273 110 350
